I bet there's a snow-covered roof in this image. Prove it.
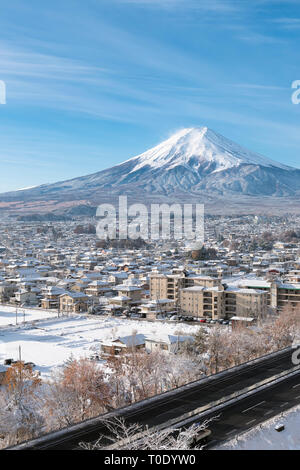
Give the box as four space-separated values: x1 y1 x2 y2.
230 316 255 322
112 295 130 301
146 334 194 344
278 282 300 290
60 291 88 299
103 334 146 347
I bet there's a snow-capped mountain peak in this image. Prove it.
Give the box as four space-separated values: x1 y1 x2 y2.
1 126 299 212
126 127 290 174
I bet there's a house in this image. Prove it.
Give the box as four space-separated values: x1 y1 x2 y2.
116 284 143 305
59 292 89 313
145 335 194 354
41 287 66 309
13 289 39 306
109 273 128 285
230 316 255 328
85 280 113 298
100 334 146 356
108 295 131 308
139 299 175 319
0 282 17 303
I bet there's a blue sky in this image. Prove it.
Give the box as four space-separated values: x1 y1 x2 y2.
0 0 300 191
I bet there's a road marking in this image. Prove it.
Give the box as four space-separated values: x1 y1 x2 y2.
295 395 300 399
242 401 266 413
246 419 256 425
292 384 300 388
280 402 289 407
208 439 217 446
225 429 237 436
264 410 273 416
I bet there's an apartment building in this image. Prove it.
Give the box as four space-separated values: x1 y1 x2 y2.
180 285 224 319
239 279 300 310
150 272 268 319
276 282 300 310
149 272 187 304
225 288 268 318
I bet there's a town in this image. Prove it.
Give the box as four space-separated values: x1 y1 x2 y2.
1 212 300 449
0 213 299 366
1 214 300 317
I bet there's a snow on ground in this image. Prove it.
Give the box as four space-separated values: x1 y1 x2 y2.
0 305 59 327
217 404 300 450
0 315 201 379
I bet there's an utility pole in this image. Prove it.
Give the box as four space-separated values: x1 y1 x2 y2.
15 308 18 325
19 345 23 388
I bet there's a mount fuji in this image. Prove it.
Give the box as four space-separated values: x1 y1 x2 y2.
1 127 300 214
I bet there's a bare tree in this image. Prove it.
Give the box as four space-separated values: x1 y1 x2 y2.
43 358 111 429
80 416 212 450
0 363 44 447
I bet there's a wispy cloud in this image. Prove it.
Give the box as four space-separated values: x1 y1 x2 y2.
112 0 238 12
237 31 286 44
231 83 287 91
272 17 300 30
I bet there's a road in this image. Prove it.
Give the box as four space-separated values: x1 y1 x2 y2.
11 347 300 450
204 370 300 448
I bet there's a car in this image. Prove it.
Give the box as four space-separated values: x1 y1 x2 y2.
199 318 206 323
170 315 179 321
131 313 141 318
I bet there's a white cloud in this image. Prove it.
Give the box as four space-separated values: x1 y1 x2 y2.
272 17 300 30
111 0 238 12
237 31 286 44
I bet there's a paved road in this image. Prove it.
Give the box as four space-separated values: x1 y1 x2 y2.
204 370 300 448
11 348 299 450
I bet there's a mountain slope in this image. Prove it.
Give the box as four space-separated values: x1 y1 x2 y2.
1 127 300 213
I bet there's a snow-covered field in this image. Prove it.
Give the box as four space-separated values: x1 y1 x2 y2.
0 305 59 327
218 404 300 450
0 315 200 379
